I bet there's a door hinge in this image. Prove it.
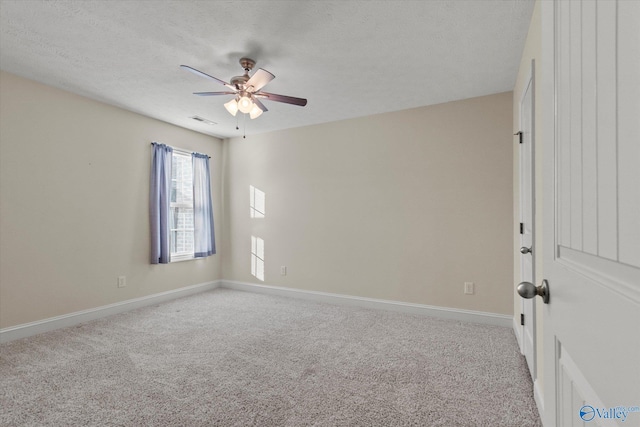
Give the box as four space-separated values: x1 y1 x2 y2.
521 313 525 326
520 223 524 234
514 131 523 144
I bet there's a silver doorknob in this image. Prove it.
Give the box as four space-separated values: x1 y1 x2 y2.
517 279 550 304
520 246 533 254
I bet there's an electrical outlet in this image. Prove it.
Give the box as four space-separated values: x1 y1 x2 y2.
280 266 287 276
117 276 127 288
464 282 474 295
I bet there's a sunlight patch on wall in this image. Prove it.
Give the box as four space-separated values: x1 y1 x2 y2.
250 185 265 218
251 235 265 281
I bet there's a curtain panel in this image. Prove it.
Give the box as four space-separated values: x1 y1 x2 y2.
192 153 216 258
150 143 173 264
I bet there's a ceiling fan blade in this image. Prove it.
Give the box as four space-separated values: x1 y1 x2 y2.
257 91 307 107
252 97 268 113
193 91 237 96
246 68 275 92
180 65 235 89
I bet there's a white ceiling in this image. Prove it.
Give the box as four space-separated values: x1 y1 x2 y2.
0 0 535 139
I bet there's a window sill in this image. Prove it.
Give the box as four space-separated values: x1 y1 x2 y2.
170 254 196 263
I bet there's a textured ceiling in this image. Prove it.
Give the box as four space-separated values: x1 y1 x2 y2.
0 0 534 139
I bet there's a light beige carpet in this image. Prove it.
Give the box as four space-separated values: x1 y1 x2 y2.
0 289 541 426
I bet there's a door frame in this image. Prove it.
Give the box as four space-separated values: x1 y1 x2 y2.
517 59 537 381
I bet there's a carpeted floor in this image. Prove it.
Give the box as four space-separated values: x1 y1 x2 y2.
0 289 541 426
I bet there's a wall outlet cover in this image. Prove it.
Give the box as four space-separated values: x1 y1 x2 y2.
464 282 474 295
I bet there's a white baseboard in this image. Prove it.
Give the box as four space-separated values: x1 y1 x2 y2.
534 378 545 426
513 315 524 353
0 280 222 343
221 280 512 327
1 279 513 343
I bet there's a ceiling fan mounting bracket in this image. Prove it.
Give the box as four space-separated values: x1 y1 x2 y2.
239 57 256 72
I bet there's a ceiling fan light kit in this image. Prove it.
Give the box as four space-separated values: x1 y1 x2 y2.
237 93 254 114
249 104 263 119
181 57 307 132
224 99 239 116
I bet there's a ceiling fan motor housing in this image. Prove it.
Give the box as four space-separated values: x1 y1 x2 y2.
230 75 249 89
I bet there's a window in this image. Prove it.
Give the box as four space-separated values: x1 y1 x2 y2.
170 151 194 260
251 235 264 281
150 143 215 264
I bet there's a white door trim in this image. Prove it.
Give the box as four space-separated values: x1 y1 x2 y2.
518 59 537 380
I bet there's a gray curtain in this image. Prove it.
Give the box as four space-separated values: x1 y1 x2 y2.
192 153 216 258
150 143 173 264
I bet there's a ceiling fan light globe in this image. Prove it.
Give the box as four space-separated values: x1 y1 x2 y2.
238 95 253 114
224 99 238 116
249 104 263 119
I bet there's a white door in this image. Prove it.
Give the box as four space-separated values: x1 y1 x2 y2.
540 1 640 426
519 61 536 379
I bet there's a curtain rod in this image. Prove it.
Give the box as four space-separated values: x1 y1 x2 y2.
150 142 210 158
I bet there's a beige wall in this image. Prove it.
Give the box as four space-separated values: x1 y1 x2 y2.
0 71 223 328
1 71 516 328
223 92 514 315
512 0 543 385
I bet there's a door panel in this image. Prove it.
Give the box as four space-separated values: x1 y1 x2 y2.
542 1 640 426
595 1 618 262
617 0 640 267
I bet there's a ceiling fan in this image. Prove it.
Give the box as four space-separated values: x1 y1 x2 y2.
181 58 307 120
